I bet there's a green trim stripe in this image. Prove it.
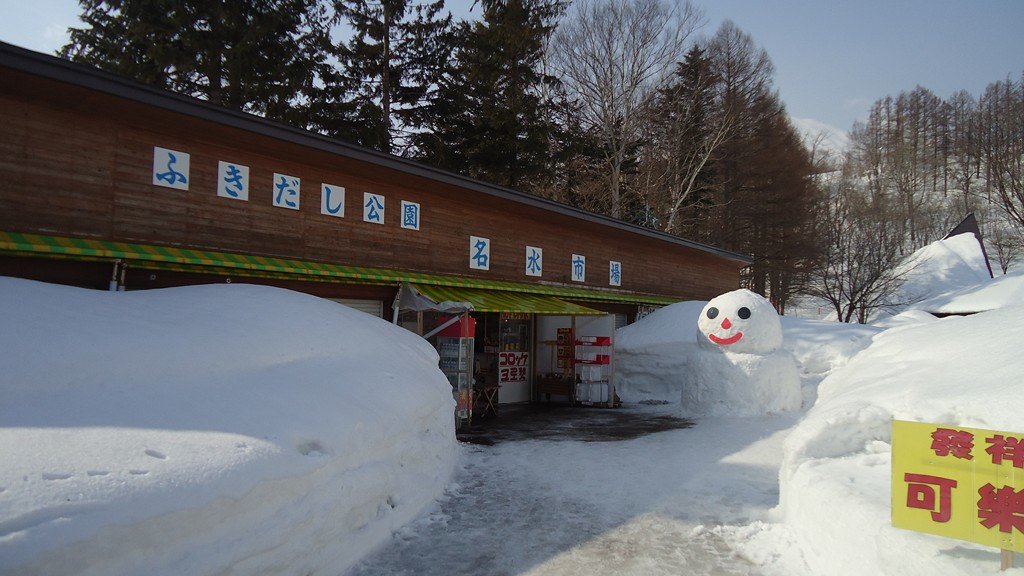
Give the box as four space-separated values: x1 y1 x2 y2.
0 231 679 306
409 283 606 315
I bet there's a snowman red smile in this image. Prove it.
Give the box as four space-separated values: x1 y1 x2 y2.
707 316 744 345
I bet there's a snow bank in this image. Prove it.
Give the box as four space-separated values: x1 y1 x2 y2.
614 301 705 403
0 278 458 575
875 232 991 320
912 269 1024 316
615 300 877 409
679 351 801 417
770 303 1024 575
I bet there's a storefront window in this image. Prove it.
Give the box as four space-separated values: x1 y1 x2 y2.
497 313 532 403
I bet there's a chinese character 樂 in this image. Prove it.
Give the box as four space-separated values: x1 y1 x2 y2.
977 483 1024 534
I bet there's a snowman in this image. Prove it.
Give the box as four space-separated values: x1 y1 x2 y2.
681 289 801 417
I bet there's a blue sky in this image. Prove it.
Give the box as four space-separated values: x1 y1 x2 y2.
1 0 1021 133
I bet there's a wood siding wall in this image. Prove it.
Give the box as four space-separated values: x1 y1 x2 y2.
0 66 744 301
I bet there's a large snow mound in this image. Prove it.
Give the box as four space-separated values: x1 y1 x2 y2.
911 269 1024 315
772 304 1024 575
615 300 878 408
875 232 991 320
0 278 458 575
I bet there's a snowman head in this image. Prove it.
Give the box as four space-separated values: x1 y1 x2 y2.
697 289 782 355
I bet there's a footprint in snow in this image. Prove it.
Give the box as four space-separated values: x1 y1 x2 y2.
42 473 73 481
144 449 167 460
129 470 149 476
296 440 328 456
86 470 110 477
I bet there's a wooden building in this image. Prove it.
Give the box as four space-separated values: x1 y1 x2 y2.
0 42 750 407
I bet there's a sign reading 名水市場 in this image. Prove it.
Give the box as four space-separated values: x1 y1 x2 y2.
892 419 1023 553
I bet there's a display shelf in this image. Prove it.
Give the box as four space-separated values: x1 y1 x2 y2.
576 336 612 346
573 335 615 407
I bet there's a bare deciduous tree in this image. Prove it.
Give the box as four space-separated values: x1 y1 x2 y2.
806 166 911 323
552 0 702 218
979 75 1024 231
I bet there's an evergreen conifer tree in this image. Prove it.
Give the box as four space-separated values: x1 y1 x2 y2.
316 0 453 154
654 44 721 236
62 0 330 125
416 0 566 189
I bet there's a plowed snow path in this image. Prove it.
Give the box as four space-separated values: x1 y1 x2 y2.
346 406 797 576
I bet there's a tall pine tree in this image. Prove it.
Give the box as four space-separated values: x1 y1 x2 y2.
415 0 566 189
650 44 724 236
314 0 453 154
62 0 330 125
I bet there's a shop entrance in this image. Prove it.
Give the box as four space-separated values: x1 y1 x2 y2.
474 312 533 405
393 282 627 424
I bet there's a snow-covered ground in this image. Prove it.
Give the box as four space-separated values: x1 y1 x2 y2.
349 407 796 576
0 278 457 575
739 301 1024 576
2 226 1023 576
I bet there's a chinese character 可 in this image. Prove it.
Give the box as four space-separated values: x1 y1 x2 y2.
473 239 489 268
930 427 975 460
986 435 1024 468
977 483 1024 534
905 473 958 523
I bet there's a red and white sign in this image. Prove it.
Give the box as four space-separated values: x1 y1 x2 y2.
499 351 530 384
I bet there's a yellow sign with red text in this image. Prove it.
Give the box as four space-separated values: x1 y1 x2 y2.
892 420 1022 552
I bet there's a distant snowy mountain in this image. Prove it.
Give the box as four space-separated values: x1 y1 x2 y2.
791 116 850 160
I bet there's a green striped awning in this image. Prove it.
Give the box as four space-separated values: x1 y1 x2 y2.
407 283 605 315
0 231 679 306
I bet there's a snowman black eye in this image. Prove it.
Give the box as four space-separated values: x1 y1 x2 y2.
706 307 719 319
738 307 751 319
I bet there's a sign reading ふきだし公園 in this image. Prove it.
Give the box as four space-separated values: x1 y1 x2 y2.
152 146 630 286
892 420 1023 554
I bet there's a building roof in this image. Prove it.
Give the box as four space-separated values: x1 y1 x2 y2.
0 41 751 266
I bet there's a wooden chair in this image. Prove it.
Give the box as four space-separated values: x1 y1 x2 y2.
475 384 500 417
